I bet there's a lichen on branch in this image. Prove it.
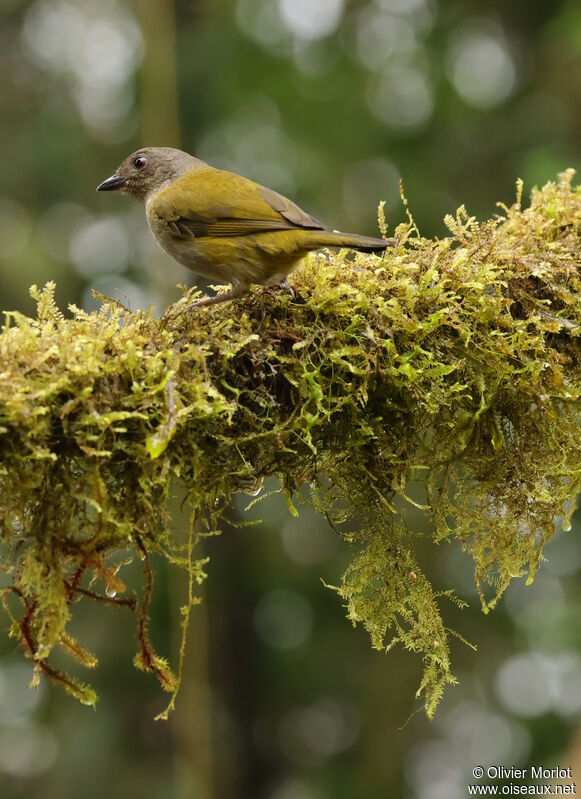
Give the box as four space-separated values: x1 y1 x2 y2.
0 171 580 717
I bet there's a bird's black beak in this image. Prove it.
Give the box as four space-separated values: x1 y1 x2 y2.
96 173 126 192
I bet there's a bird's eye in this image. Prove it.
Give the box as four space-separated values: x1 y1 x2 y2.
133 156 148 170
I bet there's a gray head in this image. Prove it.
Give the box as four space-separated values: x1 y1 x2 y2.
96 147 201 201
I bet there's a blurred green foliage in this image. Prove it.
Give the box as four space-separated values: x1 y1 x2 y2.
0 1 581 798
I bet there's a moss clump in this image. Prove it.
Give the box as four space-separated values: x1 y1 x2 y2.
0 172 580 717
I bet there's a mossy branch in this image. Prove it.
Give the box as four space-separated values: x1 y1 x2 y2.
1 172 580 717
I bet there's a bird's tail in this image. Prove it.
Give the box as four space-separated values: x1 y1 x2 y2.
316 230 394 253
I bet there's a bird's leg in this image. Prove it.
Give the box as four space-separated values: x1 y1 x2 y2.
162 288 235 325
187 290 237 309
180 284 249 313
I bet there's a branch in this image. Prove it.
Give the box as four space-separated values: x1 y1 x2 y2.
1 171 580 716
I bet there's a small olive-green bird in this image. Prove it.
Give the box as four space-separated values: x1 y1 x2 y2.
97 147 393 306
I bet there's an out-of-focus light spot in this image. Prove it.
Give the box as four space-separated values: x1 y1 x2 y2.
405 740 466 799
38 202 89 263
447 21 518 110
199 123 296 192
21 1 84 72
72 20 143 89
81 275 154 314
21 1 142 138
496 652 581 718
407 702 530 798
367 65 433 131
235 0 287 47
343 157 400 229
269 779 318 799
553 655 581 716
0 723 58 777
496 653 556 717
0 198 32 259
504 570 564 617
277 698 359 765
442 701 525 763
518 602 571 651
240 127 296 191
503 572 570 650
278 0 345 41
300 698 359 756
281 511 339 566
197 93 282 158
355 9 417 72
254 589 313 650
370 0 435 39
70 216 131 277
22 2 142 80
197 99 297 194
0 661 45 720
74 83 134 132
291 39 340 77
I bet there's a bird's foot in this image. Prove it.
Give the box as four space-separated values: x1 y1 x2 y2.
277 281 295 299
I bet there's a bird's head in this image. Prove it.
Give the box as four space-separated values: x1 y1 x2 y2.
96 147 199 201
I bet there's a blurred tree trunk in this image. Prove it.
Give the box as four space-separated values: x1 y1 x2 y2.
206 518 274 799
167 491 213 799
134 2 213 796
134 0 184 312
135 0 181 147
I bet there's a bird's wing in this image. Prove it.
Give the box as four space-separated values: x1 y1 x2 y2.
150 165 325 239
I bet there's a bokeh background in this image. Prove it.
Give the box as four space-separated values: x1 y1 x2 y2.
1 1 581 797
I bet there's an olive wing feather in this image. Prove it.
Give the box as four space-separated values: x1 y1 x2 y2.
151 166 325 239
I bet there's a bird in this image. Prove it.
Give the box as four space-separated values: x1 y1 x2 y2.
97 146 393 307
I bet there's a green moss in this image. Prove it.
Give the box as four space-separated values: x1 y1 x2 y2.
0 171 580 717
